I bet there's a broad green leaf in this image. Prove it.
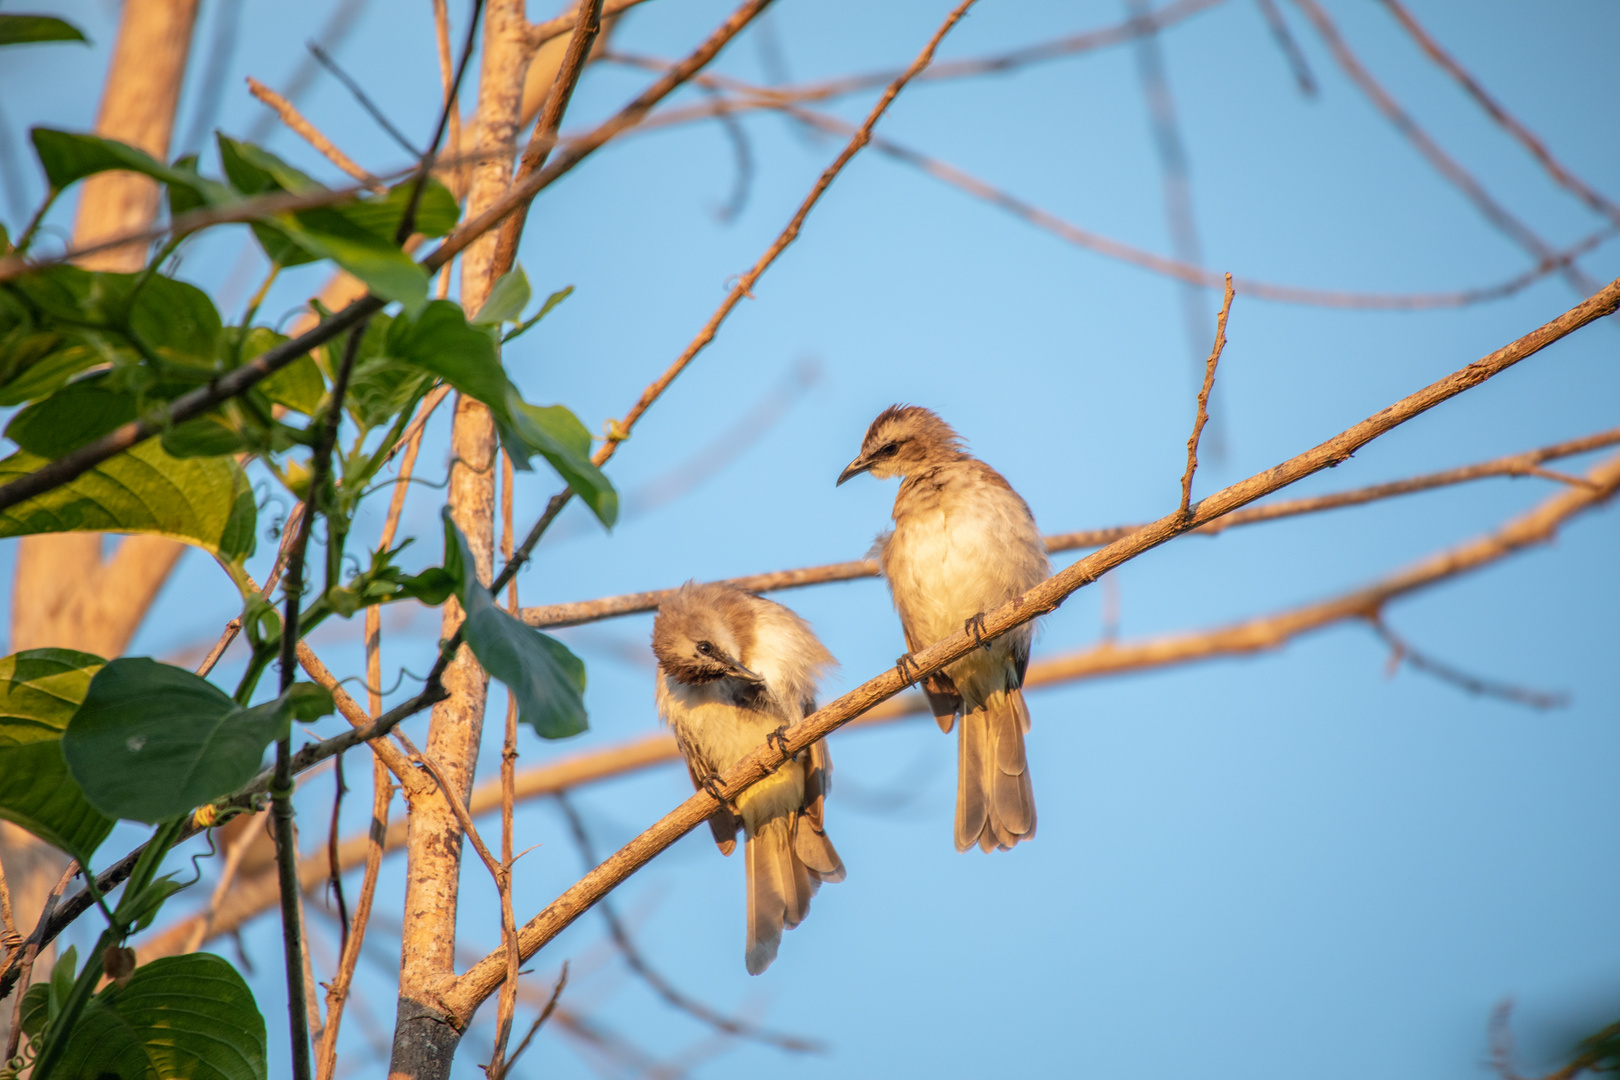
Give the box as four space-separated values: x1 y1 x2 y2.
346 356 432 431
0 15 87 46
29 129 225 204
341 178 461 240
472 265 531 326
160 412 249 458
278 208 428 312
130 274 222 370
215 135 319 195
35 953 267 1080
388 299 506 405
0 337 103 406
0 649 111 858
0 441 257 571
442 510 587 739
61 660 333 823
260 354 324 415
5 381 136 459
504 394 617 527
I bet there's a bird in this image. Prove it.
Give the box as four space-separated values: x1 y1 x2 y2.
838 405 1049 853
652 581 845 974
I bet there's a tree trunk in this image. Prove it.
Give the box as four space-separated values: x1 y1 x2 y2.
388 2 535 1073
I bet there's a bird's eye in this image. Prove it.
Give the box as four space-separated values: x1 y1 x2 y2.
877 442 899 457
696 641 714 656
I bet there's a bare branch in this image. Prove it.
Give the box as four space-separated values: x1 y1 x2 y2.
444 277 1620 1022
1253 0 1317 96
504 962 568 1073
1369 617 1568 710
246 76 385 191
1180 273 1234 516
1374 0 1620 227
1287 0 1599 298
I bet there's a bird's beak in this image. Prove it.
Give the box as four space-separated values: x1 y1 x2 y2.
836 455 871 487
726 658 766 683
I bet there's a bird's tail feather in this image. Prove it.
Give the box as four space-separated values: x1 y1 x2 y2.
955 686 1036 853
746 815 839 974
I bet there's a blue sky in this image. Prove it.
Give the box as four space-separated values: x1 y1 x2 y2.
2 0 1618 1076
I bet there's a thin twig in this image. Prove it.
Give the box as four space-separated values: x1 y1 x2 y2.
770 101 1617 309
554 794 823 1052
1180 272 1234 516
325 752 350 958
246 76 385 191
444 276 1620 1021
271 317 367 1080
306 41 421 157
617 0 1226 128
397 0 486 244
1374 0 1620 227
0 851 17 956
1369 616 1569 710
487 450 523 1080
528 0 654 48
1287 0 1599 299
494 0 981 580
1253 0 1317 96
505 962 569 1073
314 755 393 1080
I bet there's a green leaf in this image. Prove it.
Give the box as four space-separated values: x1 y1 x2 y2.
0 649 112 858
341 178 461 240
259 353 324 415
279 207 429 312
0 334 105 406
346 356 432 431
36 953 267 1080
5 381 136 459
61 660 333 824
388 299 506 405
472 265 531 326
502 284 573 345
503 394 617 527
0 14 87 46
0 440 257 570
29 129 225 204
130 274 222 370
215 136 319 195
160 412 250 458
442 510 588 739
398 566 457 606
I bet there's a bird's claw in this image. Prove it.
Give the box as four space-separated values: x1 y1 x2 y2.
700 774 730 808
965 612 990 650
765 725 793 758
895 652 921 686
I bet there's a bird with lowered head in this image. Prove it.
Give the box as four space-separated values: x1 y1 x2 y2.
838 405 1050 853
652 581 845 974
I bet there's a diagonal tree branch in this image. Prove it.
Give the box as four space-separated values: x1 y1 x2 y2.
132 436 1620 962
443 276 1620 1022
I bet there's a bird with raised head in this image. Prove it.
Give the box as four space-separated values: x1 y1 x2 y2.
838 405 1049 852
652 581 845 974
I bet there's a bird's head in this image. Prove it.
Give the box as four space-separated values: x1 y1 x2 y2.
837 404 965 485
652 584 764 686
